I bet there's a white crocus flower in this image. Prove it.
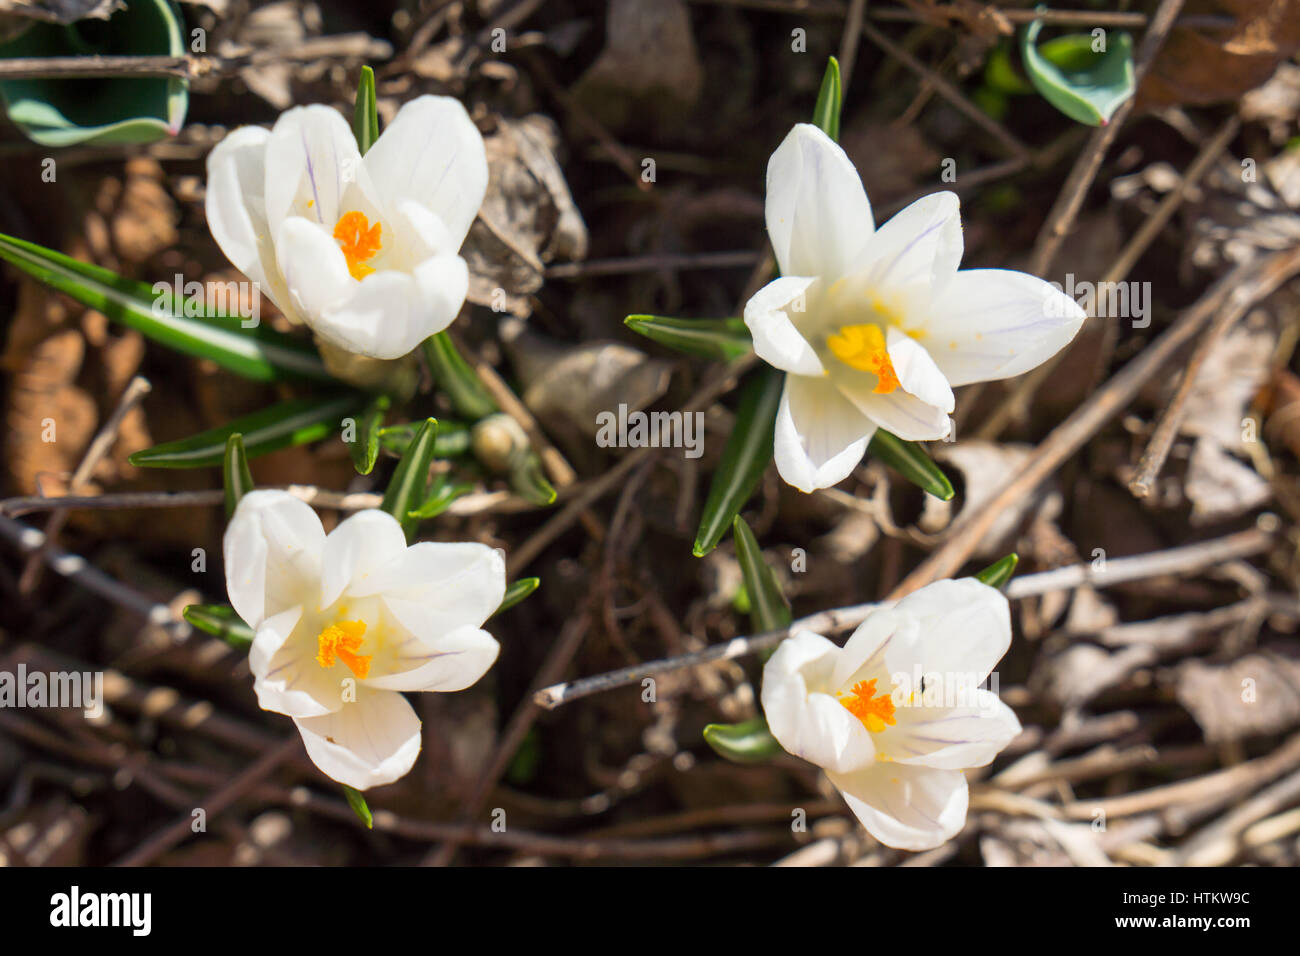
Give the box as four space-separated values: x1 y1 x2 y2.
761 578 1021 850
746 123 1087 492
223 490 504 790
205 96 487 360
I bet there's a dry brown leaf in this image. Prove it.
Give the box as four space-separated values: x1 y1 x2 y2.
1175 651 1300 742
1139 0 1300 108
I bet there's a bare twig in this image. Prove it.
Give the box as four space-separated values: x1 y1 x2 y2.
19 376 151 594
892 248 1300 599
860 19 1030 160
533 525 1273 710
1028 0 1187 276
113 735 302 867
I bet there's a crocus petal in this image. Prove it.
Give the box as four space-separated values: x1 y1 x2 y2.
835 373 951 442
276 216 353 325
830 608 917 692
364 624 500 692
205 126 295 318
743 275 825 376
262 104 372 237
362 95 488 249
362 542 506 636
924 269 1088 386
761 630 876 774
765 123 874 280
309 262 467 360
882 690 1022 770
319 509 410 609
886 578 1012 683
852 191 962 301
223 490 325 629
293 687 422 790
248 606 345 718
827 763 969 851
774 373 875 493
886 327 955 413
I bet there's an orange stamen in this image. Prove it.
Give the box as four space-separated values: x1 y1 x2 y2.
316 619 372 679
827 323 900 394
332 210 382 280
839 678 897 733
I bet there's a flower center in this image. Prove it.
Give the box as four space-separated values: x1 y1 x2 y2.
332 210 382 280
315 619 372 679
839 678 897 733
826 323 899 394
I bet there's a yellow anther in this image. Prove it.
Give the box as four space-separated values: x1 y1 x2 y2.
839 678 897 734
316 619 372 679
826 324 900 394
332 210 382 280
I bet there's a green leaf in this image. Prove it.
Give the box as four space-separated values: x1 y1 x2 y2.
693 367 783 557
351 65 378 155
343 785 373 829
984 42 1035 95
0 232 332 383
378 420 471 459
1021 17 1134 126
406 473 472 519
0 0 188 146
222 433 254 518
348 395 389 476
812 56 842 141
868 430 954 500
381 417 438 539
130 393 363 468
182 604 254 650
732 516 791 632
703 717 782 764
421 333 498 421
974 552 1019 590
623 315 752 361
509 451 557 506
495 577 540 616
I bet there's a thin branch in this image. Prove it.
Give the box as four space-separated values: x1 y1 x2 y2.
19 375 152 594
1128 256 1262 498
892 246 1300 598
533 526 1273 710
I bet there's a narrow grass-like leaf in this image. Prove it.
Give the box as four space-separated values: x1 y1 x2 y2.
381 418 438 539
624 315 752 360
1022 17 1134 126
868 430 955 500
510 451 557 506
183 604 253 650
343 785 374 829
495 577 540 617
378 420 470 458
351 65 379 154
130 394 363 468
974 553 1019 590
421 333 497 421
703 717 781 764
693 367 783 557
0 232 331 383
406 473 473 519
348 395 389 476
812 56 842 141
733 515 792 632
222 434 254 518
